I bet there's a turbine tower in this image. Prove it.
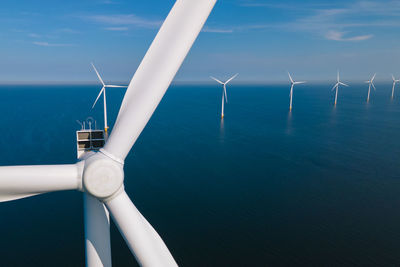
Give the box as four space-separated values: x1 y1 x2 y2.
0 1 217 266
91 63 127 136
365 73 376 103
391 74 400 99
210 73 238 119
331 71 349 105
287 72 306 111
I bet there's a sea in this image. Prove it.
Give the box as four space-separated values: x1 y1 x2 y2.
0 83 400 266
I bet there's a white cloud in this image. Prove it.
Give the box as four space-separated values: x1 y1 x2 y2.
239 0 400 15
104 26 129 31
28 33 41 38
83 14 161 29
238 1 329 10
33 41 75 47
325 30 373 41
202 27 233 33
57 28 80 34
231 1 400 41
102 0 118 4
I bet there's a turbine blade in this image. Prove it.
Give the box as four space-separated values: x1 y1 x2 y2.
105 191 177 267
225 73 238 85
0 164 81 202
337 70 340 82
371 73 376 82
223 85 228 103
103 0 216 163
339 82 349 87
210 76 224 85
288 72 294 84
391 74 395 81
294 81 306 85
84 193 112 267
331 83 338 91
106 85 128 88
372 83 376 91
91 63 105 86
92 87 105 109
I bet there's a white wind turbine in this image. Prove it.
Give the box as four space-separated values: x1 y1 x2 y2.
391 74 400 99
287 72 306 111
91 63 127 136
365 73 376 103
210 73 238 119
0 1 216 267
331 71 349 105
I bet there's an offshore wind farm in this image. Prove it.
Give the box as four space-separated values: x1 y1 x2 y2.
1 0 400 266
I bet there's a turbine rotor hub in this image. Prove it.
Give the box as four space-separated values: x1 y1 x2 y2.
82 152 124 200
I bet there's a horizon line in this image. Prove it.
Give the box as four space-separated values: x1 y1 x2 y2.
0 79 395 85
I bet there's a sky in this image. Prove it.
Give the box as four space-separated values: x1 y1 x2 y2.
0 0 400 83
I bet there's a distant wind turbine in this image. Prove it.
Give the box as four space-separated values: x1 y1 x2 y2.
287 72 306 111
331 71 349 105
365 73 376 103
391 74 400 99
91 63 127 135
210 73 238 119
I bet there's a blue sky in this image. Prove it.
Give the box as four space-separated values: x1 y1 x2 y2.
0 0 399 82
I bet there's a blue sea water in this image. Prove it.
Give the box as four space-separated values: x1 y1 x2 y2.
1 83 400 266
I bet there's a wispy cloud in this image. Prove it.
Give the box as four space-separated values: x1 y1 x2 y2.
28 33 41 38
19 11 40 16
83 14 161 29
325 30 373 41
104 26 129 31
239 0 400 14
33 41 75 47
233 1 400 41
202 27 233 33
289 6 376 41
351 1 400 16
57 28 81 34
101 0 118 4
238 1 330 10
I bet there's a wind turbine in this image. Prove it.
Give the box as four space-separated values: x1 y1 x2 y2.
391 74 400 99
331 71 349 105
287 72 306 111
365 73 376 103
0 1 216 267
91 63 127 136
210 73 238 119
